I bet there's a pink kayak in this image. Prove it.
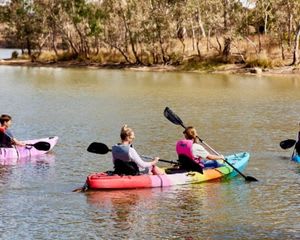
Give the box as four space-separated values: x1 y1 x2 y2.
0 136 58 160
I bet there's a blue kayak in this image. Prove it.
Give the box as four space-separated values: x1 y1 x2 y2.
292 153 300 163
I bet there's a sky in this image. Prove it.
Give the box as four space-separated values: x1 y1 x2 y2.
240 0 256 9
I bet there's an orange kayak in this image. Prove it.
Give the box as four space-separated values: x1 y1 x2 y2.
86 152 250 190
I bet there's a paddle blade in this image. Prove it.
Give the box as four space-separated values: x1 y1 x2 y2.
29 141 51 151
163 107 185 128
87 142 111 154
295 141 300 154
279 139 296 149
72 183 88 192
245 176 259 182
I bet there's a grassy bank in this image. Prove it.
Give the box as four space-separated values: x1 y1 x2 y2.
1 35 300 76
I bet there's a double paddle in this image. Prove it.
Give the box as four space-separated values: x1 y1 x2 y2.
279 123 300 155
163 107 258 182
87 142 178 165
0 129 51 151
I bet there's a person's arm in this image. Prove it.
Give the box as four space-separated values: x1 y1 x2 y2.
193 144 224 161
206 154 224 160
5 129 25 146
192 144 209 159
129 148 158 168
12 138 26 146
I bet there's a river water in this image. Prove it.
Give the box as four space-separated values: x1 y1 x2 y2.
0 65 299 239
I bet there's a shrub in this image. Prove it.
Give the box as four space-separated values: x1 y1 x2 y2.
11 51 19 59
39 51 57 62
245 52 274 68
57 52 78 61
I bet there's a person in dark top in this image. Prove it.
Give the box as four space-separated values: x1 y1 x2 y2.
0 114 25 147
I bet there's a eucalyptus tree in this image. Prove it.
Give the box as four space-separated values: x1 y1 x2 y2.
252 0 300 64
286 0 300 65
1 0 46 58
58 0 106 58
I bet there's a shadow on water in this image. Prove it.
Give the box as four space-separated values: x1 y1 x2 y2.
279 155 292 161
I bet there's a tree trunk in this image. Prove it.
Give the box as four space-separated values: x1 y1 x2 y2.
196 38 202 59
223 0 229 32
52 31 58 57
190 19 195 51
196 7 206 38
264 13 268 35
207 29 211 52
292 23 300 65
26 36 32 56
280 33 285 60
222 37 231 62
258 34 262 53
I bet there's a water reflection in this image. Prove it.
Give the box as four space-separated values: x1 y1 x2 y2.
0 152 55 166
85 188 160 238
0 48 21 59
0 64 300 239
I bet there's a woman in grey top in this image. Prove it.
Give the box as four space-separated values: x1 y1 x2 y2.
112 124 164 175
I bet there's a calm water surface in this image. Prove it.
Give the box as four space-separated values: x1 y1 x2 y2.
0 65 299 239
0 48 22 59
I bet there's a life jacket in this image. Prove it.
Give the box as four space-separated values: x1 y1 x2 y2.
176 139 203 173
111 144 139 175
176 139 195 160
0 129 13 148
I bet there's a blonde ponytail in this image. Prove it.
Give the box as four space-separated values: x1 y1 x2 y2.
120 124 133 140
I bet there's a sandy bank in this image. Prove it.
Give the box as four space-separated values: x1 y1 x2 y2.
1 58 300 76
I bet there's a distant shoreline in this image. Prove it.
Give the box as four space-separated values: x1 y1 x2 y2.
1 58 300 76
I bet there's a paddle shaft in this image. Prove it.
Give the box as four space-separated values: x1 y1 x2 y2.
141 155 177 165
89 142 176 165
194 136 251 179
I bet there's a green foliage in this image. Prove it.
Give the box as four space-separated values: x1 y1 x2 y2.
1 0 300 67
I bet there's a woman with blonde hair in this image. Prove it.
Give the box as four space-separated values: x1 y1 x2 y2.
112 125 163 175
176 126 224 171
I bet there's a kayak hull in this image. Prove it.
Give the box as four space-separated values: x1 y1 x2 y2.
292 153 300 163
86 152 250 190
0 136 58 161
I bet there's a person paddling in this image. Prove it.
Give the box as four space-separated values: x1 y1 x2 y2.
112 125 164 175
176 126 224 171
0 114 25 147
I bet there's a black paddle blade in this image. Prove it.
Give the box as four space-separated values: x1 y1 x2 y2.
163 107 185 127
245 176 259 182
72 183 88 192
26 141 51 151
295 141 300 154
87 142 110 154
279 139 296 149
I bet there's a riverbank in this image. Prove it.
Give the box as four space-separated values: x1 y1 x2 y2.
1 58 300 76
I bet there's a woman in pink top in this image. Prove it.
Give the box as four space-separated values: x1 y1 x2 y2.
179 126 224 169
